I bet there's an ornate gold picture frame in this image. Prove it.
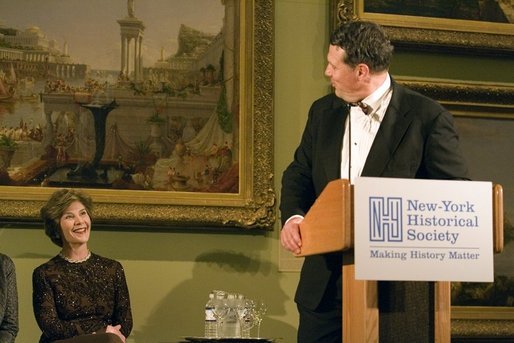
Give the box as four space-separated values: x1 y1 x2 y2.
332 0 514 55
0 0 275 229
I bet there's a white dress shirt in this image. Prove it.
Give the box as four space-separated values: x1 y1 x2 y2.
341 74 393 183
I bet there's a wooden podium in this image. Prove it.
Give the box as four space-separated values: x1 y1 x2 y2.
296 179 504 343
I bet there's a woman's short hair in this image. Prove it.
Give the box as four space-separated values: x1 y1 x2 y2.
40 188 93 247
330 20 394 73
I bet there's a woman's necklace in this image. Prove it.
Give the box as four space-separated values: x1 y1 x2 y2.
59 250 91 263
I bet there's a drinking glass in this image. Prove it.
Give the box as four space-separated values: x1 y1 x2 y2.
252 300 267 338
212 292 229 338
236 298 255 338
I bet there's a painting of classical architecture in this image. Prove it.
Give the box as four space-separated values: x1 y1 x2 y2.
0 0 240 193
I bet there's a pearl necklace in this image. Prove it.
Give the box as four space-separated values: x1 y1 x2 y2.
59 250 92 263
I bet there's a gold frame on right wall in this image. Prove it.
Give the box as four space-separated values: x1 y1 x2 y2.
332 0 514 55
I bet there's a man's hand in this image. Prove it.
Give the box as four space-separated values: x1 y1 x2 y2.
280 217 303 255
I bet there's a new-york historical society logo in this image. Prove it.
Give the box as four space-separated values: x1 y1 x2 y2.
369 197 402 242
355 177 493 282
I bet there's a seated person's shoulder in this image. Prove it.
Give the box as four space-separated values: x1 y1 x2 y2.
0 252 13 265
94 254 125 270
33 256 61 274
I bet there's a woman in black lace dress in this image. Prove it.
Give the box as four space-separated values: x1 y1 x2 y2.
33 189 132 343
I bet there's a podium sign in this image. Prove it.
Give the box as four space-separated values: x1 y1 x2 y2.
354 177 494 282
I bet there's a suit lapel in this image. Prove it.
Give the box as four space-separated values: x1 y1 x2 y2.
362 81 413 176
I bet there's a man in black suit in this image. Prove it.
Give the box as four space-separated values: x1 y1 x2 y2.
280 20 469 342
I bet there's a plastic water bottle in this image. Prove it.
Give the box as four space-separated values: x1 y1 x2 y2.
204 291 217 338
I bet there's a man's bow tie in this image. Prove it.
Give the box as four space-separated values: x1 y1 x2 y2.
349 101 372 115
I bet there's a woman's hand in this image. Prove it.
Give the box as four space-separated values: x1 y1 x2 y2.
105 324 126 343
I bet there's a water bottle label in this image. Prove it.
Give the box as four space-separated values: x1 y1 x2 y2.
205 309 216 321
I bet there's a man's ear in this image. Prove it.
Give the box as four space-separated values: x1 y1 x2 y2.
356 63 370 78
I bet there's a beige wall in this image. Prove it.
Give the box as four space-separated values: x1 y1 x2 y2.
1 1 513 342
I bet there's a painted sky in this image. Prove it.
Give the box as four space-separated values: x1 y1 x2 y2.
0 0 224 70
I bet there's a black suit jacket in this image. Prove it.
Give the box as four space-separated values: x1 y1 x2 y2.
280 79 469 310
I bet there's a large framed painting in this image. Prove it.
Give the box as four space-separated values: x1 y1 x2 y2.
0 0 275 229
331 0 514 55
396 77 514 338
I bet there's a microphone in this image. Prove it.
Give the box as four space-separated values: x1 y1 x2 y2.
347 103 352 183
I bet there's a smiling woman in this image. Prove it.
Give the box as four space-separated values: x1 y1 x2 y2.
33 189 133 343
40 189 94 251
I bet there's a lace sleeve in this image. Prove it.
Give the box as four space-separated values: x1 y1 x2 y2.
0 254 18 342
112 262 133 337
32 266 81 339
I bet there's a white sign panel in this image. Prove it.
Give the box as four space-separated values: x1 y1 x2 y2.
354 177 493 282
